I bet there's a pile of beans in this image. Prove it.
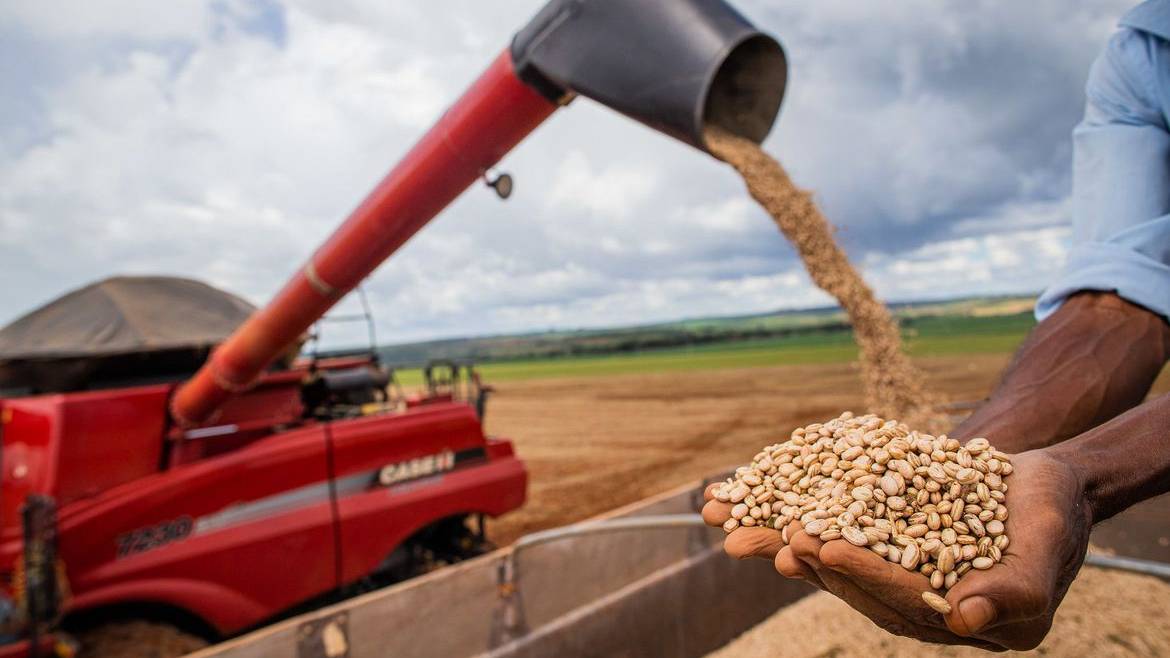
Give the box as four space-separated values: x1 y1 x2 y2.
713 412 1011 605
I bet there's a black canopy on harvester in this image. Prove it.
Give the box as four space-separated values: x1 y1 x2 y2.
0 276 255 394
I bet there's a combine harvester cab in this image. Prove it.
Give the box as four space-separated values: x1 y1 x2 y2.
0 277 525 656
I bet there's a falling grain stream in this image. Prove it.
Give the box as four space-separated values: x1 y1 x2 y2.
705 127 944 430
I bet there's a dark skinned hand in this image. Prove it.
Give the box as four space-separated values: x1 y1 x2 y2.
702 450 1091 651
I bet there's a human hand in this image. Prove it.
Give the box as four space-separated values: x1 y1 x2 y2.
701 481 786 561
771 451 1090 651
702 479 990 647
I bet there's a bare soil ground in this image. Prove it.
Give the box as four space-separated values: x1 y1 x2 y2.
484 353 1017 545
708 566 1170 658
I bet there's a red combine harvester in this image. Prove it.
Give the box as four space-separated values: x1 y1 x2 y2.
0 0 786 655
0 277 522 655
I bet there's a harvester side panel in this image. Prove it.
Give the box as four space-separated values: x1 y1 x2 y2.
0 387 169 529
57 422 337 633
37 400 526 636
327 403 526 584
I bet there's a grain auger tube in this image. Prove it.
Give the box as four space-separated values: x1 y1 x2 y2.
169 0 788 427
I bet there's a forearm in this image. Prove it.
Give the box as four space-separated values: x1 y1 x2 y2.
951 292 1170 452
1048 392 1170 524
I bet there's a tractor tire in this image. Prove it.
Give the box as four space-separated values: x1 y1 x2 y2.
76 620 208 658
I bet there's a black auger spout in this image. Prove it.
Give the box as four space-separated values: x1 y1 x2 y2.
511 0 788 151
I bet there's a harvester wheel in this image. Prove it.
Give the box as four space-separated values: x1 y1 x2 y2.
75 620 208 658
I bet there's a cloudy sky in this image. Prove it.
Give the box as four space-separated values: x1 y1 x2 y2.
0 0 1133 347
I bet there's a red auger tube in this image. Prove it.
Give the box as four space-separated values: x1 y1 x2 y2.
170 51 557 426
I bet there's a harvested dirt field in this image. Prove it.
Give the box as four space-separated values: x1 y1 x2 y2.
483 352 1011 545
708 566 1170 658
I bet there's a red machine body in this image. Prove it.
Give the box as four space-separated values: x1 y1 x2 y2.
0 355 524 639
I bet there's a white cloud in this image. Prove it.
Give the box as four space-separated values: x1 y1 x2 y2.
868 223 1070 300
0 1 211 40
0 0 1132 348
547 150 659 219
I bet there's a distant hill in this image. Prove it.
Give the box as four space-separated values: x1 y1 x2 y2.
362 294 1036 367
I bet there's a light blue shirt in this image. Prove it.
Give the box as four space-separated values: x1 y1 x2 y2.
1036 0 1170 321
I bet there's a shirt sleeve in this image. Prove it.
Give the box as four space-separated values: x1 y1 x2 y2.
1035 27 1170 322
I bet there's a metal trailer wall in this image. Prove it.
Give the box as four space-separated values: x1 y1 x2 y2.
189 479 813 658
191 478 1170 658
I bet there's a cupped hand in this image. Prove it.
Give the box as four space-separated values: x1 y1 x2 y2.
702 481 982 645
703 450 1092 651
701 482 786 561
794 451 1090 650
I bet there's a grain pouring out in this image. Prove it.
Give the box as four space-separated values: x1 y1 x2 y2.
705 127 945 431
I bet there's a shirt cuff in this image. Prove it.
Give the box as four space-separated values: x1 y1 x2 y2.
1036 241 1170 322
